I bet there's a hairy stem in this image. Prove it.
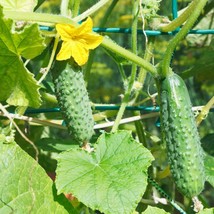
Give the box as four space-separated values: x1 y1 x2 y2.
131 38 155 105
159 0 199 32
102 37 157 76
37 36 59 84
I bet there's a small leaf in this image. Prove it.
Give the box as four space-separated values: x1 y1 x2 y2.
1 0 38 12
0 140 77 213
204 152 214 187
56 130 154 214
143 206 170 214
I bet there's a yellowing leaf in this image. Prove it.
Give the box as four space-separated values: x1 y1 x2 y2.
56 17 103 66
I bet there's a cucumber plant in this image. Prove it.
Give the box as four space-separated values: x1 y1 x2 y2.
0 0 212 213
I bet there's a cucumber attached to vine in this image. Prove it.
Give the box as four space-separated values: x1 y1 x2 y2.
51 60 94 144
159 70 205 198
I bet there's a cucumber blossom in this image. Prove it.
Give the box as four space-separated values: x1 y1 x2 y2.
160 72 205 198
51 60 94 143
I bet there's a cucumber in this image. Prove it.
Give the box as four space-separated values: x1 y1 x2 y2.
160 71 205 198
51 60 94 143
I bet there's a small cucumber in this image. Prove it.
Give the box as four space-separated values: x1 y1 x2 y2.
51 60 94 143
160 71 205 198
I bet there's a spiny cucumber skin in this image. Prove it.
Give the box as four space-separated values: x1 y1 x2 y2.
52 61 94 143
160 73 205 198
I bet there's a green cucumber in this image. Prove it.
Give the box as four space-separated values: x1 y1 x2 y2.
160 71 205 198
51 60 94 143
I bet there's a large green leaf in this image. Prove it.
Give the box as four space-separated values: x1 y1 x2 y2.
1 0 37 12
0 140 77 213
143 206 170 214
0 8 45 107
56 130 154 214
204 152 214 187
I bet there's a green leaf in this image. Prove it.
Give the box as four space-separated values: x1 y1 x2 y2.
198 208 214 214
0 141 77 214
56 130 154 214
14 24 46 59
204 152 214 187
1 0 38 12
143 206 170 214
0 8 45 107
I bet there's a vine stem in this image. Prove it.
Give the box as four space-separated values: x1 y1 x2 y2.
130 38 155 105
161 0 208 77
111 0 139 132
4 11 157 77
159 0 200 32
37 36 59 84
102 37 157 77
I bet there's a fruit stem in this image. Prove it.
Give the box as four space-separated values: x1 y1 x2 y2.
159 0 200 32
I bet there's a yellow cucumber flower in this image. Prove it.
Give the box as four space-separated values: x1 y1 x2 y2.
56 17 103 66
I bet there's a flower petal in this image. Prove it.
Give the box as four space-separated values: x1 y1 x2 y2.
76 17 93 36
56 41 89 66
56 24 76 41
56 41 74 61
56 17 103 65
80 33 103 49
71 42 89 66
